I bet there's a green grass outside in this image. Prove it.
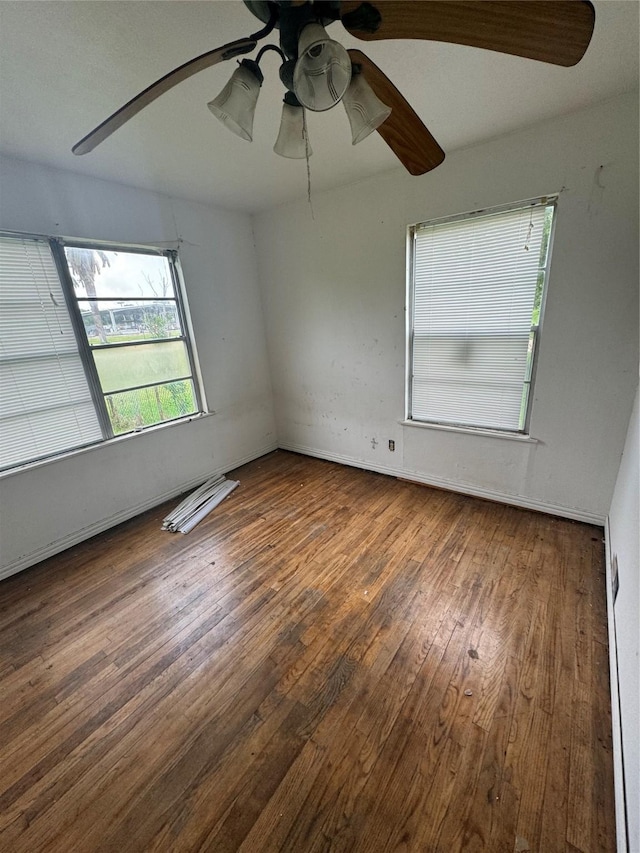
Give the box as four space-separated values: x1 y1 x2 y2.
86 333 197 433
107 380 196 435
93 340 189 394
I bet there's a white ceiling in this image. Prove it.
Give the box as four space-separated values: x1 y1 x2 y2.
0 1 638 213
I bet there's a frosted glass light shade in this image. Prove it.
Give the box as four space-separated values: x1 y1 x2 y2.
207 61 262 142
342 72 391 144
274 102 312 159
293 23 351 112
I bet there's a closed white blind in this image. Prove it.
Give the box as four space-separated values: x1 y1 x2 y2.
410 203 549 431
0 235 102 470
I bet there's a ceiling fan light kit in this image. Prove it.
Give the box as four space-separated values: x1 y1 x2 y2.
207 59 264 142
72 1 596 178
342 66 392 145
273 93 312 159
292 22 352 111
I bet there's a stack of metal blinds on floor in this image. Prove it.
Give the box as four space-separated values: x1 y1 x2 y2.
162 475 240 534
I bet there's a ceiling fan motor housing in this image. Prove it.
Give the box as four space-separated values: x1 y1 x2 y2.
243 0 343 58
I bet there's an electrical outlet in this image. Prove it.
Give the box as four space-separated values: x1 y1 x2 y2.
388 439 395 451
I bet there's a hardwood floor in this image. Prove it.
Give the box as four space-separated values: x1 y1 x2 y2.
0 451 615 852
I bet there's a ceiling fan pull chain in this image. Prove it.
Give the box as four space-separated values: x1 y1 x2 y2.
303 108 315 219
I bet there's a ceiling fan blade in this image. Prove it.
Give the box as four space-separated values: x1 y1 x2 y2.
348 49 444 176
341 1 595 67
72 37 257 155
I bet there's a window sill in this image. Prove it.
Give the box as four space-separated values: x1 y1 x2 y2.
0 411 215 480
400 419 539 443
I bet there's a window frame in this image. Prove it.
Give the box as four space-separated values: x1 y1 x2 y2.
0 230 205 473
52 238 204 440
405 197 557 436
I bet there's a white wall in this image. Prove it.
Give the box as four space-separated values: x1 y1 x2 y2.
608 384 639 852
254 92 639 522
0 156 276 577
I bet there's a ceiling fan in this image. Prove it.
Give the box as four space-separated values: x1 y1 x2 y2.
72 0 596 176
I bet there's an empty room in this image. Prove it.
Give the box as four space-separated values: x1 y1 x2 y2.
0 1 638 851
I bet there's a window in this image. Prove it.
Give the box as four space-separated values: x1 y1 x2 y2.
0 233 203 472
407 198 556 433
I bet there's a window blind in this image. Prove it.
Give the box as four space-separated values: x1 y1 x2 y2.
410 203 551 432
0 235 102 470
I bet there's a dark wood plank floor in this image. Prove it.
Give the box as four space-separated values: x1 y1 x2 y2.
0 451 615 852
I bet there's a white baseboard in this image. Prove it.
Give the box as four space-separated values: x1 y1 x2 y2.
2 438 604 578
0 442 278 582
278 442 606 525
604 517 629 852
